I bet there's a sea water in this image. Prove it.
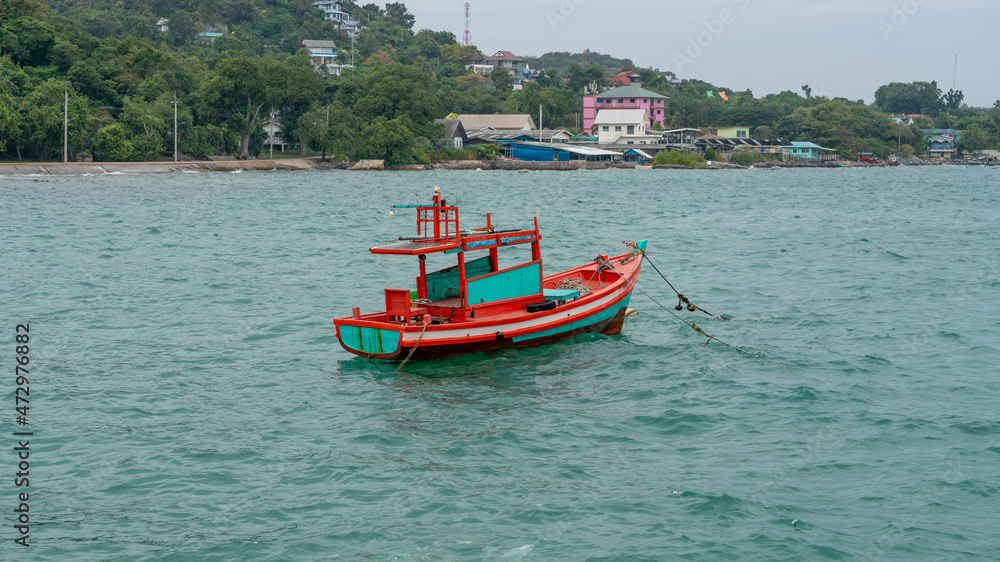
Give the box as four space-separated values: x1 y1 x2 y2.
1 167 998 560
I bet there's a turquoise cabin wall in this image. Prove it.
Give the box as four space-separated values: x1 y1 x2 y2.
426 256 492 301
467 261 541 304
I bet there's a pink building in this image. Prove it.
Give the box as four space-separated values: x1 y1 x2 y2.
583 85 668 136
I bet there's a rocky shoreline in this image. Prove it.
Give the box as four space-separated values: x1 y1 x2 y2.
1 156 984 176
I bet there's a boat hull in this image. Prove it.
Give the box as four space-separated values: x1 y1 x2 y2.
335 252 642 361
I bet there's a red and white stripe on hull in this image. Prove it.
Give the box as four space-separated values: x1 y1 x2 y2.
335 251 643 360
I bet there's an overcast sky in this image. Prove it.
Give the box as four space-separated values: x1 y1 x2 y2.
401 0 999 107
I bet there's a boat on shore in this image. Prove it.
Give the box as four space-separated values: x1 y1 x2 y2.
334 188 646 360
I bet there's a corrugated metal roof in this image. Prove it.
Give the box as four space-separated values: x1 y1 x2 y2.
513 141 620 156
484 50 526 62
596 85 668 100
458 114 535 130
594 109 648 125
303 40 337 49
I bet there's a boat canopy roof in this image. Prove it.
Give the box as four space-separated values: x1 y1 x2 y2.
370 228 538 256
370 238 461 255
372 188 538 256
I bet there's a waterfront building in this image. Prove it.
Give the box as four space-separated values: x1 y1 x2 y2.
780 141 837 160
483 51 528 74
457 114 536 134
583 85 668 134
927 135 958 159
593 109 659 145
716 126 750 139
311 1 363 38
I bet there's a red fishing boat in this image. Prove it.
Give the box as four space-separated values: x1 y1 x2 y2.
334 188 646 360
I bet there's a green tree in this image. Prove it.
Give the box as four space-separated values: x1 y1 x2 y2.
352 62 442 138
358 115 415 165
295 103 328 158
567 63 603 92
490 67 513 91
166 11 195 47
0 85 19 155
874 81 942 116
941 89 964 111
384 2 415 31
198 56 287 158
17 79 91 161
119 96 165 160
326 100 360 161
1 17 57 67
276 51 324 156
959 124 992 153
0 0 49 20
93 123 134 161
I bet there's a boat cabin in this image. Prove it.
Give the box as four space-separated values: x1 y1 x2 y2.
361 188 548 325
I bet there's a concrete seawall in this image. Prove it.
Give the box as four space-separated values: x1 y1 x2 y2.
0 159 317 176
0 158 637 175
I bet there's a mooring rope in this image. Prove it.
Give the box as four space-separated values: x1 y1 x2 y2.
609 245 801 376
633 284 801 376
638 251 730 320
394 319 430 373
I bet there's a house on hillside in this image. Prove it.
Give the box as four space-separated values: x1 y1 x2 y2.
927 135 958 159
594 109 658 145
483 51 527 74
583 85 668 134
156 18 169 32
303 40 337 67
197 32 223 45
607 70 642 87
311 1 363 38
457 114 536 134
716 126 750 139
466 64 494 77
434 119 468 149
197 23 228 45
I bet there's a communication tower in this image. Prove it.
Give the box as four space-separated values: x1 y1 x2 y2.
463 2 471 46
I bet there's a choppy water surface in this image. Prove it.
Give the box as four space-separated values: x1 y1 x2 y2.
2 167 998 561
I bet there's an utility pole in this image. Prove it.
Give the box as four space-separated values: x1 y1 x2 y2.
269 103 274 160
63 82 68 163
539 104 543 141
171 92 183 162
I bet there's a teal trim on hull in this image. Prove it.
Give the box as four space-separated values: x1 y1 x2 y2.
340 325 400 355
512 292 633 343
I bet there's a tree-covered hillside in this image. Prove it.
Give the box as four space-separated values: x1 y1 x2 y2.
1 0 997 163
526 50 636 78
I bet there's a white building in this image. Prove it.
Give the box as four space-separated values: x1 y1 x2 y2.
593 109 658 145
311 1 363 39
303 40 337 67
155 18 169 32
263 111 287 152
466 64 494 77
301 40 353 75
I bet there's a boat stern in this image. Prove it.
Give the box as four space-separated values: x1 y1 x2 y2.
334 318 404 359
